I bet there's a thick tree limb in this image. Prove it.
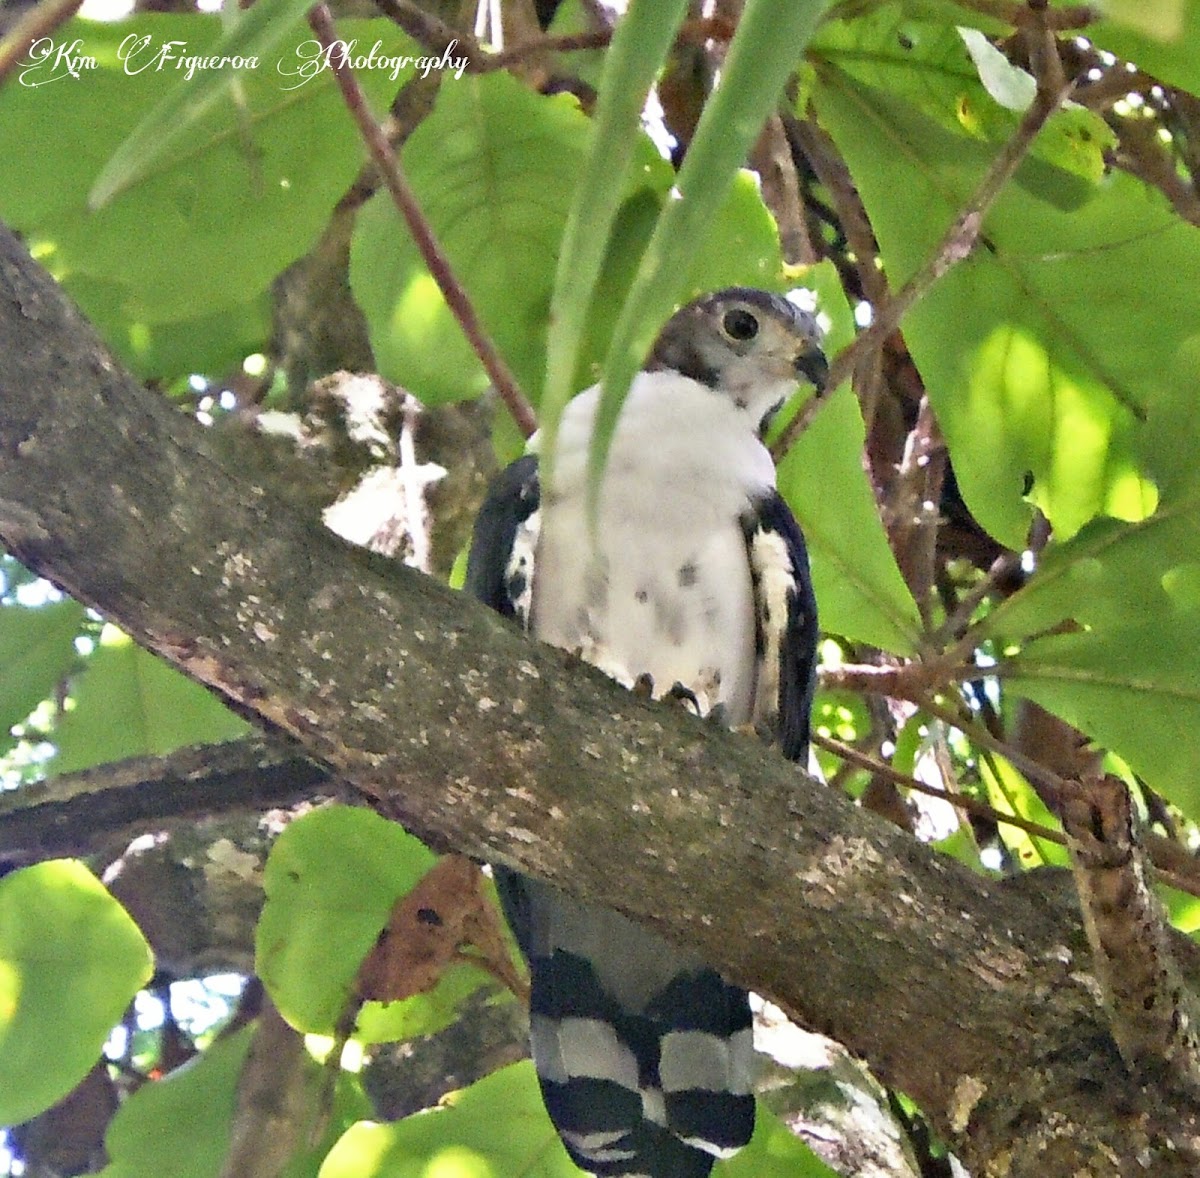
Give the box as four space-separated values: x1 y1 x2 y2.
0 736 334 862
2 225 1200 1174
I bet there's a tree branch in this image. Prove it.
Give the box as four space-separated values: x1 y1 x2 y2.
0 736 335 862
2 223 1200 1175
1061 774 1200 1098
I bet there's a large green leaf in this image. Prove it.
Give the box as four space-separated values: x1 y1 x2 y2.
0 600 84 737
810 4 1113 195
0 16 415 325
256 805 489 1041
814 69 1193 547
100 1028 253 1178
319 1062 838 1178
780 385 922 653
775 260 921 652
351 72 595 409
67 275 269 382
98 1025 371 1178
964 310 1200 813
1004 614 1200 814
50 626 247 774
89 0 337 207
0 860 153 1126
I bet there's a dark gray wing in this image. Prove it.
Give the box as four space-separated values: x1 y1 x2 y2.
743 489 819 763
464 453 539 628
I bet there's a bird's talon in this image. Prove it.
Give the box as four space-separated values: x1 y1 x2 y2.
664 682 702 715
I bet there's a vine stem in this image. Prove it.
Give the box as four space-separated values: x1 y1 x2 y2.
309 4 538 438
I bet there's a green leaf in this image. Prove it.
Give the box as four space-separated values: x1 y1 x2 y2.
352 77 787 414
0 860 153 1126
319 1062 577 1178
320 1062 838 1178
99 1027 254 1178
814 71 1186 547
67 276 269 383
979 755 1068 869
351 74 594 408
353 962 502 1044
98 1025 371 1178
590 0 831 493
51 626 247 774
810 5 1114 191
89 0 330 207
256 805 460 1037
0 16 415 324
1090 2 1198 90
778 384 921 653
0 600 83 736
1003 614 1200 815
720 1106 841 1177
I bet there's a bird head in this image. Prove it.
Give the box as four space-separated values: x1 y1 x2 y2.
649 287 828 434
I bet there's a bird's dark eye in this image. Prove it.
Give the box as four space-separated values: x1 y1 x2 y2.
723 308 759 341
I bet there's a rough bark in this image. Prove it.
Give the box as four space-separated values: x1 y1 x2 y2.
2 224 1199 1174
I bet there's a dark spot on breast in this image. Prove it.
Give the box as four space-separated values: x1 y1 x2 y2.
635 588 649 604
506 571 527 601
677 562 698 588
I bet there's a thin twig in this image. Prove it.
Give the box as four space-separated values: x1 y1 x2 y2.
934 551 1023 645
919 693 1070 804
309 4 538 438
886 393 946 628
773 61 1076 458
813 731 1065 845
0 0 83 87
820 660 977 705
818 725 1200 900
372 0 732 75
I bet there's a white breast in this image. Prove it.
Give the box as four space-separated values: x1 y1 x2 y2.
532 372 775 723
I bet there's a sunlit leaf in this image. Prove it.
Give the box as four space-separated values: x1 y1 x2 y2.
353 75 786 413
99 1028 253 1178
320 1062 838 1178
0 600 83 736
779 385 921 653
0 860 153 1126
256 805 492 1040
814 71 1188 547
1004 614 1200 815
351 73 595 409
979 754 1068 869
51 626 247 774
0 16 416 325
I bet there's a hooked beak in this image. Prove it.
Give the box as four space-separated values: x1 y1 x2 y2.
794 346 830 392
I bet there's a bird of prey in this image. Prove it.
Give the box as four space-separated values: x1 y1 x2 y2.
466 287 826 1178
